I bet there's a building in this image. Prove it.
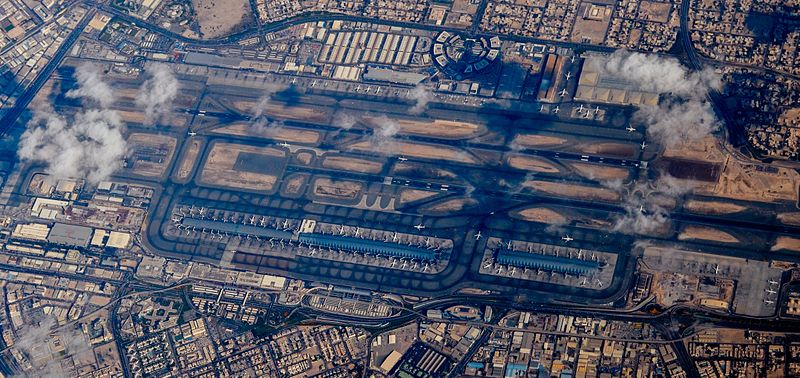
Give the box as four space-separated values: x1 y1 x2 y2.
181 217 294 239
575 53 660 106
496 249 600 275
298 233 437 261
47 223 92 247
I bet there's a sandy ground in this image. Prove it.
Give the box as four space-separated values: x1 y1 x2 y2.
313 178 363 200
176 140 202 180
771 236 800 252
511 133 567 148
282 174 308 196
777 212 800 226
230 100 329 123
662 136 726 163
199 142 284 191
701 156 800 203
398 189 440 205
350 141 478 164
127 133 177 177
523 180 620 202
424 198 477 212
566 162 630 181
321 155 384 174
295 151 314 165
577 142 636 158
362 116 482 139
212 122 321 144
507 155 561 173
192 0 251 38
684 200 747 215
511 207 568 224
678 225 739 244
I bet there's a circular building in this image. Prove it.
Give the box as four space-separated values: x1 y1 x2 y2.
431 31 501 79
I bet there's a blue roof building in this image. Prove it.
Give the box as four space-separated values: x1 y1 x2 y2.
298 233 436 261
496 249 599 275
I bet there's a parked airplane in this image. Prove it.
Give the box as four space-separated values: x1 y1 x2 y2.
554 106 560 114
640 141 648 150
565 72 572 81
626 126 636 133
559 88 568 97
414 224 426 230
187 129 197 136
474 231 483 240
562 235 573 242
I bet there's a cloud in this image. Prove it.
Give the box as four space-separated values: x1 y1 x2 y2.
408 84 433 115
10 315 93 378
611 173 694 236
20 67 127 184
595 50 722 149
66 64 115 109
19 108 127 184
136 64 179 125
332 110 359 129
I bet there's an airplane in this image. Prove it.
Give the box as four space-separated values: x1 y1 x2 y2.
640 141 648 150
474 231 483 240
580 277 588 286
570 55 575 63
508 267 516 276
596 279 604 288
376 87 382 94
539 104 545 112
565 72 572 81
554 106 560 114
291 77 297 84
401 260 408 269
576 249 584 259
390 259 398 268
626 126 636 133
769 280 779 285
391 232 398 242
355 84 362 92
414 224 426 230
310 80 317 87
764 299 774 305
496 265 504 274
398 156 408 161
282 219 291 230
310 248 317 256
559 88 568 97
506 241 513 249
714 264 720 275
278 141 291 148
562 235 573 242
639 204 646 213
483 261 493 269
594 106 600 114
354 227 361 237
766 289 777 294
577 104 584 113
187 129 197 137
422 263 430 273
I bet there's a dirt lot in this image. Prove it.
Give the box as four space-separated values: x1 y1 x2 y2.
678 225 739 244
511 133 567 148
777 212 800 226
313 178 363 200
362 116 482 139
507 155 561 173
566 162 630 181
701 156 800 203
230 100 329 123
511 207 568 224
640 0 673 22
350 141 478 164
321 155 384 174
771 236 800 252
127 133 177 178
199 142 284 191
577 142 636 158
176 140 202 180
399 189 440 205
424 198 477 212
282 174 308 196
523 180 620 202
684 200 747 215
212 122 321 144
192 0 252 38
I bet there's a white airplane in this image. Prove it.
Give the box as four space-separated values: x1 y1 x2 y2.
594 106 600 114
508 267 516 276
559 88 568 97
553 106 560 114
310 80 317 87
539 104 545 112
278 141 291 147
565 72 572 81
570 55 575 63
580 277 588 286
714 264 720 275
376 87 382 94
577 104 584 113
401 260 408 269
474 231 483 240
576 250 584 259
626 126 636 133
640 141 647 150
354 227 361 237
769 280 779 285
398 156 408 161
291 77 297 84
187 129 197 136
766 289 777 294
355 84 362 92
391 232 398 242
483 261 493 269
310 248 317 256
596 279 604 288
639 204 645 213
390 259 398 268
506 241 513 249
562 235 573 242
764 299 774 305
414 224 426 230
